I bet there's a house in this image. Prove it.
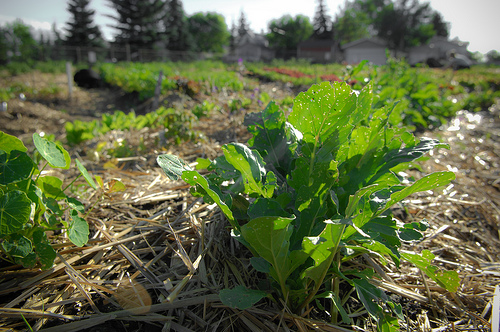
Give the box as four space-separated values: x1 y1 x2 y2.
229 31 274 62
342 37 388 65
297 39 341 63
408 36 470 66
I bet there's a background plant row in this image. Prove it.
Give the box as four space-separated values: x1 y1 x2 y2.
2 59 500 135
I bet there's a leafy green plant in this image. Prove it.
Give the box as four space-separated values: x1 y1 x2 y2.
0 131 96 269
65 107 200 147
157 81 459 330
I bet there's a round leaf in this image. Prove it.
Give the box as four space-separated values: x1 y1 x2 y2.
68 209 89 247
0 150 35 185
0 190 32 235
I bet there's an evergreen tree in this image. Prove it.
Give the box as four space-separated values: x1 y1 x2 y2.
164 0 194 52
312 0 333 39
237 11 250 38
107 0 167 48
431 12 449 38
64 0 103 47
229 21 237 51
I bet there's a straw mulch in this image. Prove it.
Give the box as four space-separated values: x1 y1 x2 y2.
0 89 499 331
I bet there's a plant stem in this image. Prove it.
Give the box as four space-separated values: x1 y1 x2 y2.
60 173 81 195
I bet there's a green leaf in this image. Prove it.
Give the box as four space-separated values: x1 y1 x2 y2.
222 143 270 197
302 222 346 285
1 233 32 258
376 171 455 217
289 81 355 147
68 209 89 247
401 250 460 292
75 159 97 190
33 229 56 270
0 131 27 153
317 291 350 324
247 197 291 220
67 197 85 214
240 216 308 287
16 252 36 268
0 150 35 185
182 170 236 229
352 278 400 331
0 190 32 235
219 285 266 310
33 133 71 169
244 101 297 173
373 137 448 181
37 176 64 199
195 157 211 170
157 154 192 181
107 179 126 193
250 256 270 273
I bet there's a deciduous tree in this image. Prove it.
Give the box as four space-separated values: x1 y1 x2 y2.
267 15 313 58
334 1 371 45
0 20 38 64
187 12 229 53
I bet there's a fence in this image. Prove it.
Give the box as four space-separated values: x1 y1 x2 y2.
35 44 221 63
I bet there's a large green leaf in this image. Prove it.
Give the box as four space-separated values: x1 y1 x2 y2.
0 150 35 185
375 171 455 217
240 216 308 287
0 131 27 153
0 190 32 235
289 81 356 147
68 209 89 247
371 137 449 183
33 133 71 169
244 101 298 174
302 222 346 286
222 143 272 197
401 250 460 292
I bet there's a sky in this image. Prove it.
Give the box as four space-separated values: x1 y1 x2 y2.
0 0 499 54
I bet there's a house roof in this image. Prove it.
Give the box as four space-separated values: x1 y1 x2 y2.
237 31 268 48
298 38 337 48
342 37 387 50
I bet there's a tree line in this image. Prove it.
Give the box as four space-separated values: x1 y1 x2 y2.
1 0 497 64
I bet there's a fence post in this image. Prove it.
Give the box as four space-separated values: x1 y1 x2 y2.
152 70 163 111
126 44 131 62
66 62 73 100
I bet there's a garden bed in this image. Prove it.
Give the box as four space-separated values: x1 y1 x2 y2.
0 68 499 331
